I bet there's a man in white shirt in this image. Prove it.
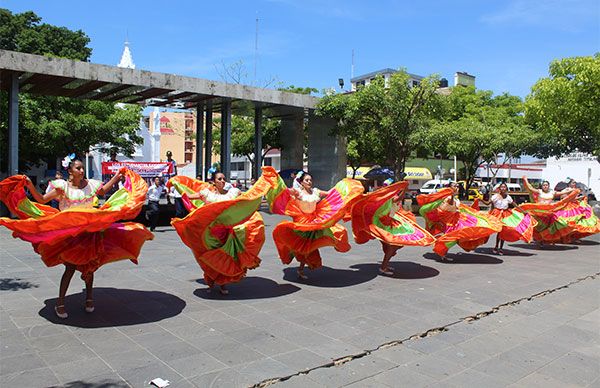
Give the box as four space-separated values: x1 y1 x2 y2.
146 177 165 231
169 185 188 218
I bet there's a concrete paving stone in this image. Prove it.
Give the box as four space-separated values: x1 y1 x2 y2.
511 372 583 388
204 341 267 366
129 329 183 349
190 367 254 388
431 343 490 368
0 329 33 358
439 368 509 388
3 366 60 387
237 357 298 383
403 336 451 355
471 356 532 383
166 351 228 379
102 348 159 372
56 373 130 387
145 340 202 362
50 357 114 384
408 353 465 379
0 351 46 376
118 361 185 388
271 375 327 388
245 333 301 356
38 341 97 366
537 355 600 386
315 322 363 340
272 349 331 372
371 364 437 387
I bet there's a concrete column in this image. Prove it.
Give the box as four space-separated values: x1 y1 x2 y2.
253 106 263 179
195 103 204 180
204 101 213 179
307 112 347 189
8 73 19 175
220 99 232 180
279 113 304 173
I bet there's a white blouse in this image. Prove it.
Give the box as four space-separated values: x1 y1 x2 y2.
538 190 555 204
492 193 513 210
200 187 241 203
48 179 102 211
296 188 321 214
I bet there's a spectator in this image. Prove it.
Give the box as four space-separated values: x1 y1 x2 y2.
146 177 165 231
169 185 188 218
166 151 177 176
109 150 118 162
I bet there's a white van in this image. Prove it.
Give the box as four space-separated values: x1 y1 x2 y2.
493 183 521 192
419 179 451 194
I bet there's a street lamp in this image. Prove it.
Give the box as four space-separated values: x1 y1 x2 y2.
338 78 344 91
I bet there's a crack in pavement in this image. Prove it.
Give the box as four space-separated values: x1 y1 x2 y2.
251 272 600 388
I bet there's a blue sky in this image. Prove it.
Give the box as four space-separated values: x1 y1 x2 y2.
2 0 598 98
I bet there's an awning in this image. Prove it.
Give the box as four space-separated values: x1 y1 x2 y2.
404 167 432 180
346 166 371 179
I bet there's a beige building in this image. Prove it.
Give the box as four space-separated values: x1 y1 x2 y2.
148 110 197 165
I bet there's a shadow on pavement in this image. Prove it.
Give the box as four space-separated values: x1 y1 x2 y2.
351 262 440 279
282 265 377 287
194 276 301 300
0 278 39 291
569 239 600 246
510 243 579 251
422 252 504 264
39 288 186 328
475 247 536 257
61 380 128 388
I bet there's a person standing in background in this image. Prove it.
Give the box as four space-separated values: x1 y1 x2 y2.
166 151 177 177
146 177 165 231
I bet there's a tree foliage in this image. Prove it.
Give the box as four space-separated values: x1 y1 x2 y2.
317 70 443 179
424 86 537 189
0 9 142 172
525 54 600 158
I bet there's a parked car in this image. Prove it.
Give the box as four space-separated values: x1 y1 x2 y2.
418 179 451 194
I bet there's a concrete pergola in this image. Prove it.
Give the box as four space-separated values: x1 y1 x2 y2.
0 49 346 187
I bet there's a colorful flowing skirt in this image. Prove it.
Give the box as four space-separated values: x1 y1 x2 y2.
169 168 275 285
418 189 502 257
351 181 435 247
266 171 364 268
520 190 582 243
0 169 153 275
489 208 537 243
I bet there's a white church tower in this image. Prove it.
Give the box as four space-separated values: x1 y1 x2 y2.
90 39 160 179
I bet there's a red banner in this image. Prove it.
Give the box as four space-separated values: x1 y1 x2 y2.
102 162 173 178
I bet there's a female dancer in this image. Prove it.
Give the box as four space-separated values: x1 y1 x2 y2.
479 182 536 255
0 157 153 318
556 179 600 242
521 177 579 244
350 181 435 276
169 169 273 295
417 182 502 261
267 171 364 279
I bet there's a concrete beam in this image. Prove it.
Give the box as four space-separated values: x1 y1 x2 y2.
280 113 305 174
0 49 318 109
220 99 232 180
204 101 213 179
307 113 347 189
195 103 204 180
8 73 19 175
254 106 263 179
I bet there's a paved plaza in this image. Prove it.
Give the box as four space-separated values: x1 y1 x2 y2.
0 212 599 387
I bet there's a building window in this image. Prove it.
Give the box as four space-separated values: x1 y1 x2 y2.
231 161 245 171
264 157 272 167
413 180 419 184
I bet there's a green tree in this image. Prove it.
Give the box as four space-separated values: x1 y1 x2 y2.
525 54 600 159
0 9 142 171
317 70 443 179
425 86 536 190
